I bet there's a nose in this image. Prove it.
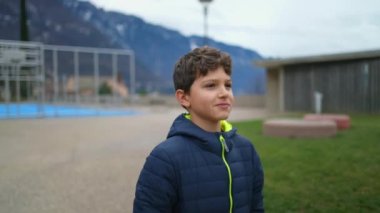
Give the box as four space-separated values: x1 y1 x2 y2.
218 85 231 98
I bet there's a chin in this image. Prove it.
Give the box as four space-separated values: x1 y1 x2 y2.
217 112 230 120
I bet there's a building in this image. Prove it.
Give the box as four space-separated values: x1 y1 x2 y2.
256 49 380 113
64 75 128 97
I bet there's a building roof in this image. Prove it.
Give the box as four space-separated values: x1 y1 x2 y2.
255 49 380 69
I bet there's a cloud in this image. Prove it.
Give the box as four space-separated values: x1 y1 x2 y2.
90 0 380 57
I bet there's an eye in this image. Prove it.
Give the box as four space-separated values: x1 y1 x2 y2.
204 83 215 88
225 82 232 89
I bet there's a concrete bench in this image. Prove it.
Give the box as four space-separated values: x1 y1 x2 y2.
263 119 337 138
303 114 351 130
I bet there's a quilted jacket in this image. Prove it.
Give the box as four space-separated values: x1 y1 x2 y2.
133 114 264 213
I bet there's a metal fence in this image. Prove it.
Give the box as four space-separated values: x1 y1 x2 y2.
0 39 135 118
0 40 44 104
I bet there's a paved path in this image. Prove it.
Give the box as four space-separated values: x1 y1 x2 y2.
0 106 269 213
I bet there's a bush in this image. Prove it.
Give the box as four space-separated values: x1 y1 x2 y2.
98 82 112 95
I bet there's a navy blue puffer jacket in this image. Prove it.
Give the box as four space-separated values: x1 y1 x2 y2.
133 114 264 213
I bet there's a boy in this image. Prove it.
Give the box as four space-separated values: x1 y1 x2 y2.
133 46 264 213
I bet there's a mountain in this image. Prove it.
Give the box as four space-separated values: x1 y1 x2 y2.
0 0 265 95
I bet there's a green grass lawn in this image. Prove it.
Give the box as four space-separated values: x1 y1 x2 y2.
233 114 380 212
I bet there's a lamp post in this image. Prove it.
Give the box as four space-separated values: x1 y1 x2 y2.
20 0 29 41
199 0 213 46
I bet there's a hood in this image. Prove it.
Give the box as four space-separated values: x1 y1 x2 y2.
167 114 237 152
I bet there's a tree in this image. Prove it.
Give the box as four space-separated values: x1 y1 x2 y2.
98 82 112 95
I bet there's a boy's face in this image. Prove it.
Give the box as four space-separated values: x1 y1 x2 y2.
181 66 234 125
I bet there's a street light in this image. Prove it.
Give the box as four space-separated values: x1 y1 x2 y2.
20 0 29 41
199 0 213 46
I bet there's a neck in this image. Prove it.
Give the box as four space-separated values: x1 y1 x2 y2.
190 116 221 132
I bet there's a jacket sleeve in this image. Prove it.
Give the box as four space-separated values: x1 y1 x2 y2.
133 146 178 213
251 144 265 213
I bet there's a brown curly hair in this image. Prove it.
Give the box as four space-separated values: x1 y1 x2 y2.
173 46 232 93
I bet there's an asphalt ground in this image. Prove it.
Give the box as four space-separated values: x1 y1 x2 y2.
0 106 269 213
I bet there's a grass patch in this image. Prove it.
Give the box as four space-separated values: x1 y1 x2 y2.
233 114 380 212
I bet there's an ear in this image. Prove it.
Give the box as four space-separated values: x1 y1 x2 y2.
175 89 190 108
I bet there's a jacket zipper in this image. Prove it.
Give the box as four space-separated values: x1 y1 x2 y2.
219 135 233 213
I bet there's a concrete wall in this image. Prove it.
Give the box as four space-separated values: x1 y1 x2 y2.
266 68 281 112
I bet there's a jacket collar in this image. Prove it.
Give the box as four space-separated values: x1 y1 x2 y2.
167 114 236 153
183 113 233 132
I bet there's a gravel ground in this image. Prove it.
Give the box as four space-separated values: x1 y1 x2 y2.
0 106 269 213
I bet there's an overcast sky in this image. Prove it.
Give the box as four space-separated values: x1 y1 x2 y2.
89 0 380 58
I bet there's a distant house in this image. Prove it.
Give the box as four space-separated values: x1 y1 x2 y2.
256 49 380 113
65 75 128 97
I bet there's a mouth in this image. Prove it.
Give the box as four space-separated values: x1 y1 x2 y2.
215 103 231 109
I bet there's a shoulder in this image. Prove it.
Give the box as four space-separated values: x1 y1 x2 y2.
231 133 262 161
140 138 184 182
149 136 190 160
233 133 255 149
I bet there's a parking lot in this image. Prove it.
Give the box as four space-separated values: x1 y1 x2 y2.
0 106 268 213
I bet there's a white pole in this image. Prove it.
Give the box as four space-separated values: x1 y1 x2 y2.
74 50 80 104
53 49 59 117
314 91 323 114
130 53 136 100
94 52 99 104
112 53 117 104
15 64 20 116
